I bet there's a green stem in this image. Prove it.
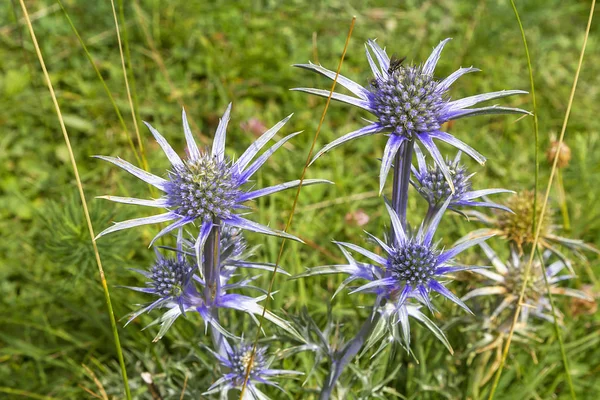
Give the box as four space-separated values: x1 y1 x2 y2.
57 0 142 167
508 0 540 236
117 0 143 155
488 2 540 397
556 169 571 231
535 249 576 399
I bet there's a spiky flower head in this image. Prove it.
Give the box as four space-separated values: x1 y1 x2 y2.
165 153 239 221
296 198 492 349
150 256 193 299
95 104 330 265
463 243 592 325
123 242 199 336
205 339 301 400
497 191 552 248
294 38 530 192
124 230 300 342
465 191 599 263
219 225 247 262
412 146 512 213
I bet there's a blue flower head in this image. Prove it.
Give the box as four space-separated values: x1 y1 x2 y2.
343 200 491 313
123 238 201 340
297 199 493 349
205 339 301 400
411 145 513 213
95 104 330 264
124 229 301 342
294 38 530 192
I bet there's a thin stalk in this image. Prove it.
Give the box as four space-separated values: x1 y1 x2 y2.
131 0 208 144
204 222 225 355
391 140 414 230
117 0 142 135
423 204 438 231
556 169 571 230
109 0 147 170
509 0 540 236
56 0 142 167
319 312 381 400
535 248 575 398
488 1 595 398
18 1 132 398
239 17 356 399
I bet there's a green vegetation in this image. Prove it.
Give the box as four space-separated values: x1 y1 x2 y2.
1 0 598 398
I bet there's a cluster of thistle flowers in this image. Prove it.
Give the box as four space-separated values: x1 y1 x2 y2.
290 38 595 398
96 106 328 398
95 37 597 399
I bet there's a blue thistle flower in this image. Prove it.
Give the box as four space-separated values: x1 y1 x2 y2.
124 229 300 342
411 145 513 214
297 199 492 348
95 104 330 262
204 340 302 399
343 200 491 313
293 38 530 192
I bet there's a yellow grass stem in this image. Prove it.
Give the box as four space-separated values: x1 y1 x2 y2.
18 1 132 398
487 1 596 398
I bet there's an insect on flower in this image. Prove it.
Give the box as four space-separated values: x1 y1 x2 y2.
95 104 331 265
293 38 530 193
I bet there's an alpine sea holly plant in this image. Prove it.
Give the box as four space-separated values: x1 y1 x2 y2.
293 37 530 399
95 104 329 396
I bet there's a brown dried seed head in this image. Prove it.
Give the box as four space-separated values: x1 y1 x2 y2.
546 140 571 168
496 191 553 250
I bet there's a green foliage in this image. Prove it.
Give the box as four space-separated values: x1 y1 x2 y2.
1 0 599 399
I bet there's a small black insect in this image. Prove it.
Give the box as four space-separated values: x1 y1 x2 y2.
369 54 407 88
388 54 406 74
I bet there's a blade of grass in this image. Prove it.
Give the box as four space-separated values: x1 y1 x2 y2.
239 16 357 399
556 169 571 230
535 247 574 395
109 0 147 170
56 0 143 168
117 0 142 143
507 0 575 396
487 1 596 398
0 387 57 400
507 0 540 232
131 0 209 144
18 1 132 398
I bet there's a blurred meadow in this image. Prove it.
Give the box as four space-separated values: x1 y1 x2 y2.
1 0 599 399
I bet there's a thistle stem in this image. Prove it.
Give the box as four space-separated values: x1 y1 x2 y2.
423 205 438 230
318 140 414 398
391 140 414 230
319 311 381 400
204 221 226 355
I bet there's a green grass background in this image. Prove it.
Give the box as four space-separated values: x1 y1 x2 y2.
1 0 599 399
